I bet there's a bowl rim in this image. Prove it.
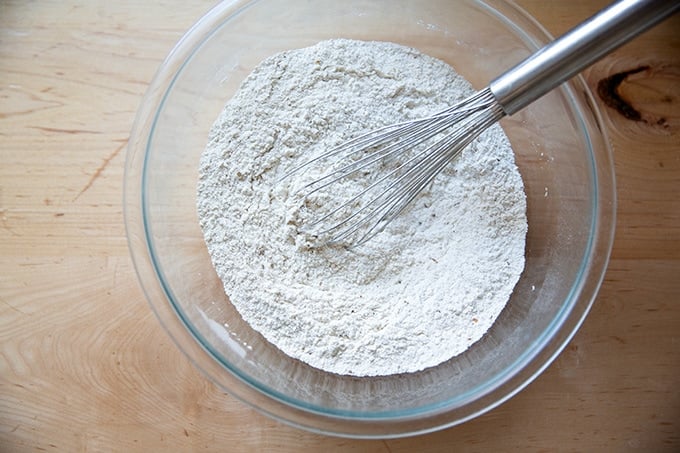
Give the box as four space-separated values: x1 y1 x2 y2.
124 0 616 438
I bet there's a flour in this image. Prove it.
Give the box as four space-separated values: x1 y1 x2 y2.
197 39 527 376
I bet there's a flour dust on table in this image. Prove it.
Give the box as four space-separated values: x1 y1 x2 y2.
197 39 527 377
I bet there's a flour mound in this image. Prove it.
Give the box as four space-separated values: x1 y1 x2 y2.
197 39 527 376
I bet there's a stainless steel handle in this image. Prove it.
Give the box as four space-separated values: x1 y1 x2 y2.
489 0 679 116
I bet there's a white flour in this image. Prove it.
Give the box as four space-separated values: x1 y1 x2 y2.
197 39 527 376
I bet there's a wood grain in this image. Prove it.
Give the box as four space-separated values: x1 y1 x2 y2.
1 1 679 451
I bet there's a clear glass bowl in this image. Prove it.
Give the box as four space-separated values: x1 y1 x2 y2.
124 0 616 438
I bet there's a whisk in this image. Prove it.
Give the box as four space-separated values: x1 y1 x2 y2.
286 0 679 247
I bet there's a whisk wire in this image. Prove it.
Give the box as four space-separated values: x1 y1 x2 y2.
302 112 462 204
285 91 492 191
307 129 453 237
299 114 451 194
285 88 505 247
377 105 503 227
331 115 484 245
302 100 489 235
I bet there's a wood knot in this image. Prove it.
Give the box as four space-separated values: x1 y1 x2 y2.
596 65 679 129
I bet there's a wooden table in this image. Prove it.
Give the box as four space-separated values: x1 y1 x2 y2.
1 1 678 451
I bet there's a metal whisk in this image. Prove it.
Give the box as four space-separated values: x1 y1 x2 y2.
286 0 678 247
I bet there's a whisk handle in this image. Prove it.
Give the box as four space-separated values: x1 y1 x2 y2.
489 0 679 116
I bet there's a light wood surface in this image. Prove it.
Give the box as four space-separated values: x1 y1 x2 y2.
1 1 679 451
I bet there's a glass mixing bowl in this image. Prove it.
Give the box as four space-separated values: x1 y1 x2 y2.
124 0 616 438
